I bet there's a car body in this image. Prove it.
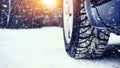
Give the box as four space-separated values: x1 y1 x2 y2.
85 0 120 35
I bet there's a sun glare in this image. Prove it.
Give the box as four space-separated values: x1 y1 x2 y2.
42 0 58 8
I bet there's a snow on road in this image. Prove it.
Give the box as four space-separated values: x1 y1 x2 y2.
108 33 120 44
0 27 120 68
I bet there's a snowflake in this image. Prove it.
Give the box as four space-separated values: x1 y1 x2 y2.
112 19 115 22
2 4 7 8
118 49 120 52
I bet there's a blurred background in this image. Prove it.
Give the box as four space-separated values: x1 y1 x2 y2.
0 0 63 29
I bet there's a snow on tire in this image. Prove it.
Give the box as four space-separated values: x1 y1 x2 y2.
63 0 110 59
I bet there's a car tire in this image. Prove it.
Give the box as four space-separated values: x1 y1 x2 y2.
63 0 110 59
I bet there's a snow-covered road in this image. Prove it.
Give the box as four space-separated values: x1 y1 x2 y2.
0 27 120 68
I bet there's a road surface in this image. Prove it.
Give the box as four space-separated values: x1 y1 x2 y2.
0 27 120 68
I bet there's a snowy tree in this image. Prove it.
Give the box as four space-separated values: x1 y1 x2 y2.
0 0 9 28
0 0 63 29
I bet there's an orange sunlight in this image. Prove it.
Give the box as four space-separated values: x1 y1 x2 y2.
41 0 58 8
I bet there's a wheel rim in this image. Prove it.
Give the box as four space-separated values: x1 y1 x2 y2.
63 0 73 44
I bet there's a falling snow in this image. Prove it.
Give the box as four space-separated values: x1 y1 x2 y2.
0 0 62 28
118 49 120 52
2 4 7 8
